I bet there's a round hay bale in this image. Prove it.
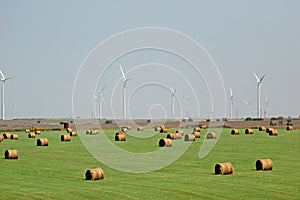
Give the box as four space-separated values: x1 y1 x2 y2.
126 126 132 130
269 129 278 136
115 134 126 141
115 131 124 136
121 127 128 132
3 133 11 139
215 162 234 175
61 135 71 142
184 134 196 141
70 131 77 136
28 133 35 138
137 127 144 131
200 125 207 129
231 129 240 135
206 132 217 139
175 132 183 139
91 130 100 135
266 128 274 133
192 131 201 138
286 126 293 131
85 168 104 180
160 126 168 133
256 159 272 170
159 138 172 147
37 138 48 146
167 133 175 140
259 126 266 131
193 127 201 132
176 130 184 136
155 126 162 131
5 149 18 159
25 129 30 133
10 134 19 140
35 130 41 135
245 129 254 134
86 130 92 135
66 128 73 133
0 135 3 142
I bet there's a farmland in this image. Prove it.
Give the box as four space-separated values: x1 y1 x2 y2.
0 128 299 199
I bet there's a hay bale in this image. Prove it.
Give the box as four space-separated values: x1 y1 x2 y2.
10 134 19 140
61 135 71 142
25 129 30 133
5 149 18 159
70 131 77 136
126 126 132 130
3 132 11 139
155 126 162 131
28 133 35 138
37 138 48 146
91 130 100 135
259 126 266 131
184 134 196 141
193 127 201 132
160 127 168 133
115 131 124 136
159 138 172 147
286 126 293 131
0 135 3 142
231 129 240 135
200 125 207 129
35 130 41 135
245 129 254 134
86 130 91 135
167 133 175 140
85 168 104 180
66 128 73 133
256 159 273 170
115 134 126 141
266 128 274 133
269 129 278 136
215 162 234 175
176 130 184 136
121 127 128 132
206 132 217 139
137 127 144 131
192 131 201 138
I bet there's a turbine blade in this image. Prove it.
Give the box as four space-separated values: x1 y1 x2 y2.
0 70 5 80
230 88 233 97
253 72 260 83
120 65 126 80
244 100 248 105
260 74 266 82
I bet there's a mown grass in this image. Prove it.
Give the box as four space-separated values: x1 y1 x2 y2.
0 128 299 199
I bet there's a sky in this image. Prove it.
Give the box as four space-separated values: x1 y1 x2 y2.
0 0 299 119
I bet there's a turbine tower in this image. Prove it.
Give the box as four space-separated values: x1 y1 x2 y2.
0 70 11 120
229 88 234 119
120 65 130 120
170 88 176 120
244 100 251 117
94 87 105 119
253 72 265 118
264 93 268 119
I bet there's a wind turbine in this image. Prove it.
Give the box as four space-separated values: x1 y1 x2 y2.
120 65 130 120
253 72 266 118
170 88 176 120
0 70 12 120
229 88 234 119
94 86 105 119
264 93 268 119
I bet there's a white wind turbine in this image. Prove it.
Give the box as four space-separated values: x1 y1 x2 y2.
229 88 234 119
253 73 266 118
94 86 105 119
264 93 268 119
120 65 130 120
0 70 12 120
170 88 176 120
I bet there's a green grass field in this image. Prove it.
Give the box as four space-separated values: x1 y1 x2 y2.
0 128 299 199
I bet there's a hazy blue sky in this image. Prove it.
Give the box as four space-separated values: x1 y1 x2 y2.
0 0 299 119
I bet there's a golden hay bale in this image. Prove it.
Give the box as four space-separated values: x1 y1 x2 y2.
286 126 293 131
256 159 273 170
5 149 18 159
91 130 100 135
115 131 124 136
121 127 128 132
28 133 35 138
266 128 274 133
86 130 91 135
215 162 234 175
269 129 278 136
245 129 254 134
35 130 41 135
192 131 201 138
25 129 30 133
160 127 168 133
176 130 184 136
206 132 217 139
0 135 3 142
200 125 207 129
10 134 19 140
85 168 104 180
115 134 126 141
61 135 71 142
159 138 172 147
231 129 240 135
126 126 132 130
37 138 49 146
184 134 196 141
137 127 144 131
259 126 266 131
70 131 77 136
167 133 182 140
193 127 201 132
66 128 73 133
155 126 162 131
3 133 11 139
